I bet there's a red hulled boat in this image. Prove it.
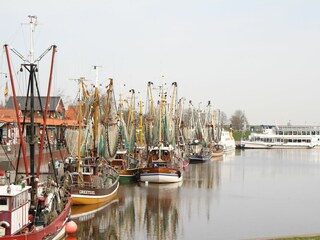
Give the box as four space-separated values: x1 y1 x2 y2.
0 16 71 239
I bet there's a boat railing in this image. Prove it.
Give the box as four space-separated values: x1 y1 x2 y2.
71 173 117 189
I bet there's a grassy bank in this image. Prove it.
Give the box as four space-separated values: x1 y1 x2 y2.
232 130 250 141
270 236 320 240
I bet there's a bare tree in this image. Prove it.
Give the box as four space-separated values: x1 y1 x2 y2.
230 110 248 130
219 111 228 128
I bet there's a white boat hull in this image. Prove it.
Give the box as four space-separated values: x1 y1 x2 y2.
241 141 315 149
140 173 183 183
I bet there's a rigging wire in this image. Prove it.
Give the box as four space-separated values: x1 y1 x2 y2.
1 143 16 170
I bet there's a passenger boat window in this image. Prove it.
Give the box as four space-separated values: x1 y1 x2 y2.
293 131 297 135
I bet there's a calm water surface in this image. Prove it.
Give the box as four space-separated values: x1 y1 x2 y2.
67 149 320 240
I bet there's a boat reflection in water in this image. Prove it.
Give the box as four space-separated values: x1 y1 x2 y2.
68 195 119 240
65 181 183 240
62 149 320 239
138 182 183 239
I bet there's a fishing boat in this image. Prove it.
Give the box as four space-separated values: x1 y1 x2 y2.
209 108 224 158
64 74 119 205
109 88 139 182
110 150 138 182
139 144 183 183
139 82 183 183
211 144 224 157
188 139 212 162
0 16 71 239
240 125 320 149
186 101 212 163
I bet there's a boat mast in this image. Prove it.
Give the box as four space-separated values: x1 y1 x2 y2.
168 82 177 129
28 16 37 204
145 81 154 158
127 89 136 153
147 82 155 120
36 45 57 179
4 47 29 179
158 87 163 146
105 78 113 124
138 100 143 146
118 83 124 150
78 78 84 172
93 66 101 157
127 89 135 131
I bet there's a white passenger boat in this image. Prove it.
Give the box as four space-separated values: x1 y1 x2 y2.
241 125 320 149
219 130 236 152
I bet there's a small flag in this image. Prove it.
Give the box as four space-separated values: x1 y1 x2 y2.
4 82 9 97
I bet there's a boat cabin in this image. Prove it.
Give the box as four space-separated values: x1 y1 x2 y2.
148 147 173 162
0 184 31 236
110 150 128 170
111 159 126 170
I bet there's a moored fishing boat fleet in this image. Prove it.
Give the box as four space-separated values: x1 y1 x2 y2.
3 15 320 240
0 16 237 239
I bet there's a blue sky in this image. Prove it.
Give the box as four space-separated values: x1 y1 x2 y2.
1 0 320 125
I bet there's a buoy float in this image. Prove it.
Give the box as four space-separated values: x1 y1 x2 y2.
66 220 77 234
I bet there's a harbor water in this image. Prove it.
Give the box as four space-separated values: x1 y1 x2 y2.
67 149 320 240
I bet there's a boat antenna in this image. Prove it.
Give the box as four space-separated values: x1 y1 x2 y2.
92 65 102 87
28 15 38 63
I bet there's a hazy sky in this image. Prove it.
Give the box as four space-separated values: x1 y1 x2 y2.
1 0 320 125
